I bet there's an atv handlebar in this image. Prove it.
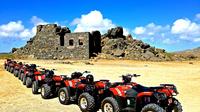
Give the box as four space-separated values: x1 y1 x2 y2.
83 71 90 74
120 74 141 78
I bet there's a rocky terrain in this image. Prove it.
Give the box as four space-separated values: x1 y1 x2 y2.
13 24 172 61
172 47 200 60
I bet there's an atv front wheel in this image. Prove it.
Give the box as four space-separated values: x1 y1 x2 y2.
26 77 32 88
101 97 120 112
78 93 96 112
41 84 51 99
167 99 183 112
32 81 39 94
141 103 165 112
58 87 71 105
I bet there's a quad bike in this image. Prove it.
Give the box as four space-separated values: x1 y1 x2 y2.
18 64 30 81
22 64 42 88
4 59 12 70
41 71 87 99
7 60 17 73
32 68 55 94
100 74 183 112
13 62 23 77
58 72 113 112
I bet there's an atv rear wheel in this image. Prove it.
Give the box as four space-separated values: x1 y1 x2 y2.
6 66 9 71
8 66 11 72
19 73 21 79
167 99 183 112
32 81 39 94
26 77 32 88
22 75 26 85
10 67 14 73
14 70 18 77
58 87 71 105
78 93 96 112
41 84 51 99
141 103 165 112
101 97 120 112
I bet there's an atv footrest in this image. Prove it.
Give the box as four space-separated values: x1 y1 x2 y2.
122 107 135 112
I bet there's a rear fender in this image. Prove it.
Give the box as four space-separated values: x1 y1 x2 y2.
109 87 126 97
35 75 45 81
77 83 86 90
64 79 81 88
137 92 153 101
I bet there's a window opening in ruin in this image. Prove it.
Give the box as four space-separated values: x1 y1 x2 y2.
69 39 74 46
79 39 83 45
60 36 64 46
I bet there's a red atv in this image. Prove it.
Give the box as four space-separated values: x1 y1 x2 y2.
13 62 23 77
100 74 182 112
7 60 17 73
32 69 55 94
22 64 43 88
18 64 30 81
41 71 86 99
4 59 12 70
58 73 113 112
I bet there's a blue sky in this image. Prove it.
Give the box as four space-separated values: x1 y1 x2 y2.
0 0 200 52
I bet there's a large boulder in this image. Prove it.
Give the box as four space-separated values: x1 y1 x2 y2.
105 27 124 39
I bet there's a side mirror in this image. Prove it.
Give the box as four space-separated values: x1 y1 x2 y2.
52 68 56 71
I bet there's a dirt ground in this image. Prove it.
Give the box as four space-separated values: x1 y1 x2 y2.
0 59 199 112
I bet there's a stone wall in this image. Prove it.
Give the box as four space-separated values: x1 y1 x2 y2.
60 32 90 59
14 24 98 59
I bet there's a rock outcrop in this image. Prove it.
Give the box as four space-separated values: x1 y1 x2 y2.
100 27 171 61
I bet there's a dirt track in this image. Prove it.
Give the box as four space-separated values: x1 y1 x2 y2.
0 59 200 112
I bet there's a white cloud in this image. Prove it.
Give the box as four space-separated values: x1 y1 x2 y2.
194 38 200 42
196 13 200 20
0 16 49 40
18 29 33 38
31 16 48 26
133 27 145 35
162 38 176 44
171 18 200 41
71 10 129 35
123 28 130 36
0 21 28 39
132 23 170 44
0 21 24 34
133 17 200 44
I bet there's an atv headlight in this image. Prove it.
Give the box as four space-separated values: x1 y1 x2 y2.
172 92 177 96
127 99 130 105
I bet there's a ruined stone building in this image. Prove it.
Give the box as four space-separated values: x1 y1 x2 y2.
15 24 101 59
15 24 170 61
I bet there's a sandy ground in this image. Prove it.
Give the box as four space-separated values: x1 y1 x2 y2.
0 59 200 112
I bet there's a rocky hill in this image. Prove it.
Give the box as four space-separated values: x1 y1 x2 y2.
172 47 200 60
13 24 172 61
